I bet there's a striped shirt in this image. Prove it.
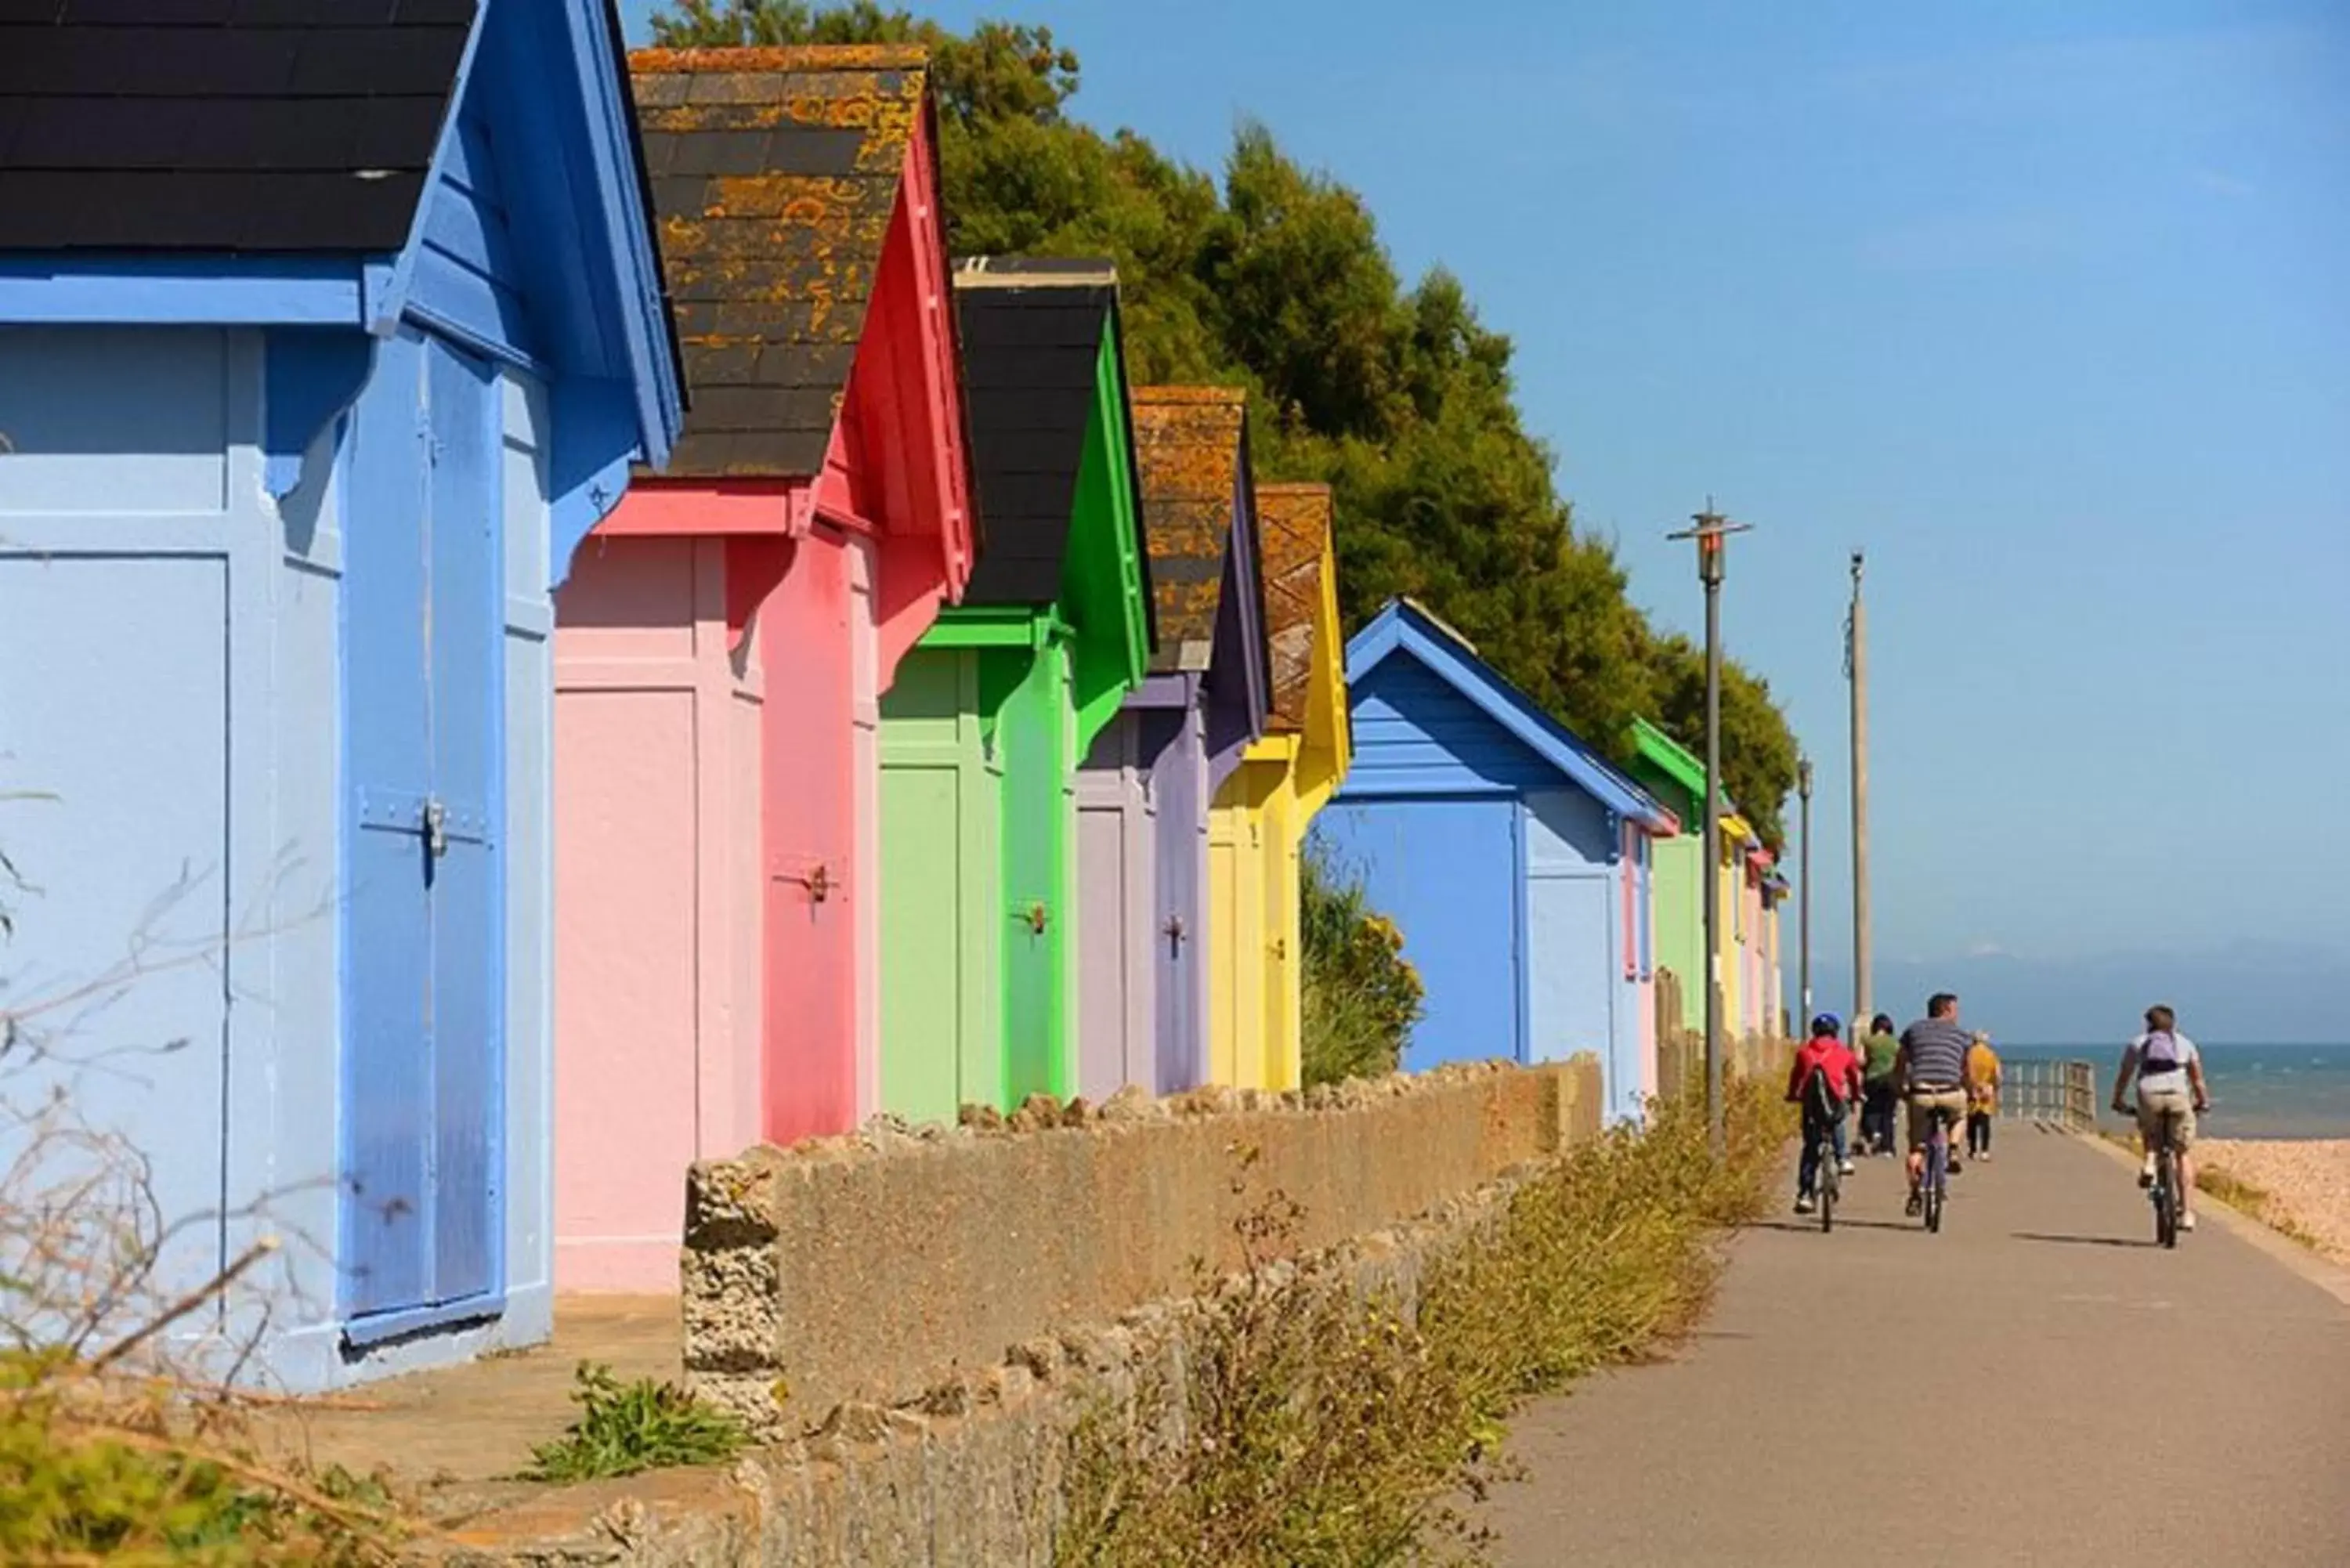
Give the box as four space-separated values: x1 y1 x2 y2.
1899 1017 1971 1089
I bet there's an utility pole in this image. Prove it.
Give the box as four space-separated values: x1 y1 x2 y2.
1797 757 1813 1030
1846 551 1871 1040
1668 503 1752 1157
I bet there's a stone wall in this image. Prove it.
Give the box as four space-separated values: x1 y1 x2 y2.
425 1087 1570 1568
681 1059 1601 1437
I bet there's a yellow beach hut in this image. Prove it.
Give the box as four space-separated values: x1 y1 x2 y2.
1207 482 1351 1089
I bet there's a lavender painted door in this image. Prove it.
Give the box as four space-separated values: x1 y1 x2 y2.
1146 702 1208 1093
1075 714 1156 1100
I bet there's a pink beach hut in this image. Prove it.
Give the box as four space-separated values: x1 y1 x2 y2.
551 46 973 1290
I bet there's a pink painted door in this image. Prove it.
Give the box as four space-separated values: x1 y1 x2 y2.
758 528 866 1143
553 536 763 1291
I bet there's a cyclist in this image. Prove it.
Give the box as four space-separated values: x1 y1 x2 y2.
2110 1004 2210 1232
1786 1013 1863 1215
1894 992 1972 1216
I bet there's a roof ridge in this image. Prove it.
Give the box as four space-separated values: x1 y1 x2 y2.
1396 594 1477 654
954 255 1119 289
1132 385 1246 405
629 44 930 74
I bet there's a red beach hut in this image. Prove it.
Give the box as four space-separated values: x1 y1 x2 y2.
552 46 973 1289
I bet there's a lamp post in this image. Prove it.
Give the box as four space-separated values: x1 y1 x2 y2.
1666 502 1752 1157
1847 551 1871 1042
1798 757 1813 1034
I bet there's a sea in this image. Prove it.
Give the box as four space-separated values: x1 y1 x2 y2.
1998 1042 2350 1141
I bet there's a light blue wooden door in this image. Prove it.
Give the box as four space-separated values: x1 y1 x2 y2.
0 330 238 1313
423 341 500 1306
342 332 502 1328
1322 797 1523 1071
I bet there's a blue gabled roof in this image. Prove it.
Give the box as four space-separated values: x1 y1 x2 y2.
1343 598 1676 832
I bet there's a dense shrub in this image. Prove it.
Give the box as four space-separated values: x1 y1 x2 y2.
1299 845 1424 1086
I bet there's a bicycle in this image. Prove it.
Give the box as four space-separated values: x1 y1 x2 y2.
1916 1100 1958 1234
2142 1100 2205 1248
1806 1073 1844 1234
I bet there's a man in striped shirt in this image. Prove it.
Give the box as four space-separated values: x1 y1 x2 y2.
1896 992 1973 1216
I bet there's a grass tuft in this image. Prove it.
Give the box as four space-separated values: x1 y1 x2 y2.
523 1361 749 1483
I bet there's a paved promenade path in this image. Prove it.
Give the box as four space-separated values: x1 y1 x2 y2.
1480 1123 2350 1567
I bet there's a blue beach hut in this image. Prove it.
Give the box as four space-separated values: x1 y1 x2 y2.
0 0 682 1388
1312 601 1676 1122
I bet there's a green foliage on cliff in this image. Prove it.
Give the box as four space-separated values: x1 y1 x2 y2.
648 2 1800 844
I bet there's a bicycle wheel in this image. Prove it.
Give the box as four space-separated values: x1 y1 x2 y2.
1923 1136 1944 1234
1820 1143 1837 1234
2155 1149 2178 1248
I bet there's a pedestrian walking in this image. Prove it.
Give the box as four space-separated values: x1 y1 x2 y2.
1965 1031 2002 1160
1859 1013 1900 1155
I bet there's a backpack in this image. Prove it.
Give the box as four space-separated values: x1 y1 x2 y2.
2140 1030 2182 1075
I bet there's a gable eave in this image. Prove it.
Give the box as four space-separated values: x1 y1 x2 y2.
1345 600 1672 829
900 101 977 594
1217 435 1274 737
1300 535 1352 787
555 0 683 467
370 0 682 465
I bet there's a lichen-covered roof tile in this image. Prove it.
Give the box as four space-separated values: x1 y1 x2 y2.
1255 483 1332 732
1130 386 1246 665
629 45 931 478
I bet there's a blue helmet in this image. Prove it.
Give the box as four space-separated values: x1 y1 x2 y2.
1810 1013 1842 1038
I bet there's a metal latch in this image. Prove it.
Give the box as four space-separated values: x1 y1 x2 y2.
1162 913 1187 956
424 798 449 859
775 862 831 903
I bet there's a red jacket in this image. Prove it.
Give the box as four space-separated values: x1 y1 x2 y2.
1788 1036 1864 1107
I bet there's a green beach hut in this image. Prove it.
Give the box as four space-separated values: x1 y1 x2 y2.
1629 717 1710 1038
877 259 1152 1122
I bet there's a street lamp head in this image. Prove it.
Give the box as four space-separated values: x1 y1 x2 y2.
1798 757 1813 795
1665 504 1752 588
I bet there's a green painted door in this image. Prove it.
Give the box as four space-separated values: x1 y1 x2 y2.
878 649 1002 1122
986 639 1076 1103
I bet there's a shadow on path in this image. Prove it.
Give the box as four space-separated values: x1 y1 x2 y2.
1741 1218 1916 1235
2010 1230 2156 1251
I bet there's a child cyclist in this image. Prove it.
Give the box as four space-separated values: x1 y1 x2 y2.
1787 1013 1864 1215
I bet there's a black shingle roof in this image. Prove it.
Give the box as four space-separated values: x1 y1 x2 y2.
953 258 1118 608
0 0 472 252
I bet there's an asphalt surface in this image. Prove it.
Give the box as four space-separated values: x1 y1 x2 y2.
1479 1123 2350 1567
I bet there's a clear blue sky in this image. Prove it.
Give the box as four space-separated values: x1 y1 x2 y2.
623 2 2350 1031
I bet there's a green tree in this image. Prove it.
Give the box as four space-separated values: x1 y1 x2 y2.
645 2 1801 843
